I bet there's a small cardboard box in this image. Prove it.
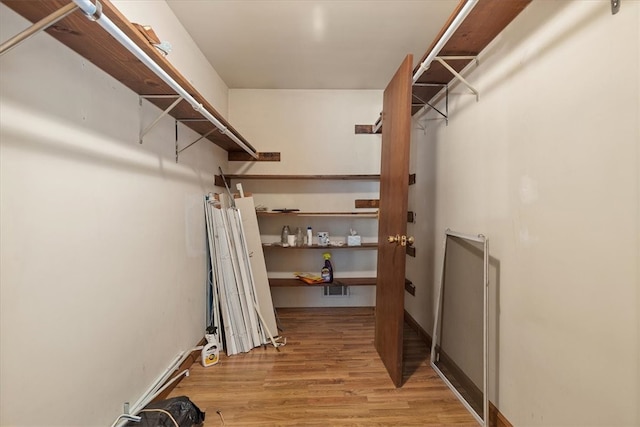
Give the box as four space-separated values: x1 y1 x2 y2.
347 235 362 246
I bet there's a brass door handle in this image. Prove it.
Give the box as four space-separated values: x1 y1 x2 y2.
387 235 414 247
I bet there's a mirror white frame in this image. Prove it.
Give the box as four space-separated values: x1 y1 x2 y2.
430 229 489 426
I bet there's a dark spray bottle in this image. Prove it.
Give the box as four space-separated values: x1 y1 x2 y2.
321 252 333 283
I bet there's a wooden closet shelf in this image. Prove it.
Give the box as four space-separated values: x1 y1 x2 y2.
257 211 378 218
410 0 531 116
263 243 378 250
223 174 380 181
3 0 256 155
269 277 377 287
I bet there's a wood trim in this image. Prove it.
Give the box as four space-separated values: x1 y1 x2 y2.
489 402 514 427
355 199 380 209
214 175 228 187
228 152 281 161
403 310 433 348
151 337 207 402
354 124 375 134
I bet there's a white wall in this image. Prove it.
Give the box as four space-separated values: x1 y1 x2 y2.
406 1 639 426
228 89 382 307
0 3 230 425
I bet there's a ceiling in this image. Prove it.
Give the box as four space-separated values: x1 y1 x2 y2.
166 0 460 90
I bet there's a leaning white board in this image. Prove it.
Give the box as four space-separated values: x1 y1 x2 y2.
234 196 278 336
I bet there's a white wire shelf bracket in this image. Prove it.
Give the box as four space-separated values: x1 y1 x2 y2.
434 56 479 101
138 95 183 144
176 127 217 163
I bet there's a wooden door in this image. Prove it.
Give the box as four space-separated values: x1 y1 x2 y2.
375 54 413 387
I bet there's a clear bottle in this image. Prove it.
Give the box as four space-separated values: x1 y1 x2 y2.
295 227 304 247
281 225 290 246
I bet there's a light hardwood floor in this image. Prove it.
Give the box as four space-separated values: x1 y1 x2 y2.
168 307 477 426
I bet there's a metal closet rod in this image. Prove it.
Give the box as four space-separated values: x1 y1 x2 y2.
373 0 479 133
72 0 258 159
411 0 478 85
0 2 79 56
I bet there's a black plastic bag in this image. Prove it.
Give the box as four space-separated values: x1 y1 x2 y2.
125 396 205 427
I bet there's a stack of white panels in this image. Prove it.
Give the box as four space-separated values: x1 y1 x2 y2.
204 195 267 355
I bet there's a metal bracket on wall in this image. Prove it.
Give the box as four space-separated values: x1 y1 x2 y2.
435 56 479 101
405 279 416 296
611 0 620 14
175 123 217 163
413 83 448 125
138 95 183 144
406 245 416 257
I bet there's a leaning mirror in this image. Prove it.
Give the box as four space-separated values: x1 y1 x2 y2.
431 229 489 425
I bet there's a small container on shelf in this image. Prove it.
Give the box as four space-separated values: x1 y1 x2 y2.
295 227 304 247
321 252 333 283
347 228 362 246
317 231 329 246
281 225 290 247
306 226 313 246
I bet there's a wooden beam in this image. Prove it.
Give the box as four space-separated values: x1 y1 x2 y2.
214 175 228 188
404 309 432 348
355 199 380 209
228 151 281 162
354 124 375 134
489 402 514 427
